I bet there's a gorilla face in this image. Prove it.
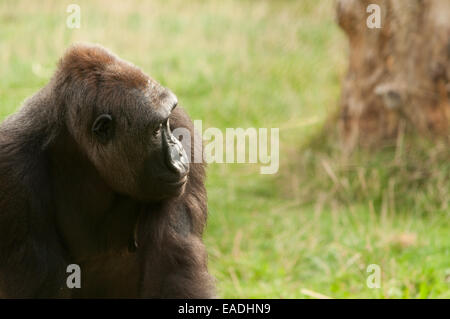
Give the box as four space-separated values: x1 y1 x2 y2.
90 82 189 202
67 69 190 202
133 86 191 201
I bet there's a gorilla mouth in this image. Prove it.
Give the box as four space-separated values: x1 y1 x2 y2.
163 175 188 187
159 174 188 189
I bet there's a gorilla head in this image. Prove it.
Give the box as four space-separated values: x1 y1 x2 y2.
56 45 190 202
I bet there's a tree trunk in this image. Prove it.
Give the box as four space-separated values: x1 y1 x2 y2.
336 0 449 150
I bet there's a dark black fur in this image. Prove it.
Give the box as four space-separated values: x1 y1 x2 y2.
0 44 215 298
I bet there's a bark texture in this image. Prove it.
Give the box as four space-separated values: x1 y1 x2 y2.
337 0 450 149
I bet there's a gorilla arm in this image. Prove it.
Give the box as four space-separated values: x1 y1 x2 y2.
137 200 215 298
0 105 69 298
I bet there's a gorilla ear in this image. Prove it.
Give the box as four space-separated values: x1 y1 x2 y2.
92 114 114 144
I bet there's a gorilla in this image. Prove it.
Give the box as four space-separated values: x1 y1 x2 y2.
0 44 215 298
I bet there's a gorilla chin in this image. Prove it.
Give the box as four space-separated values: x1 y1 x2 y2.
162 177 188 199
154 173 189 202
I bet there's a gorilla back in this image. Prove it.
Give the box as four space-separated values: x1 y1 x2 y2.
0 44 215 298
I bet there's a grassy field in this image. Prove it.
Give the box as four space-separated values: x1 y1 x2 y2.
0 0 448 298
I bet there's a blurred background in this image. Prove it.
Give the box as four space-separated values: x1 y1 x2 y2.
0 0 448 298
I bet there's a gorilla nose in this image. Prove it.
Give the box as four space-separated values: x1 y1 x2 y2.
162 119 189 179
169 143 189 176
167 145 189 180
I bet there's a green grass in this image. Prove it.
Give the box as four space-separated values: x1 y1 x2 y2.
1 0 448 298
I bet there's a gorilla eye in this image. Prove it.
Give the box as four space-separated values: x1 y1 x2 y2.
92 114 114 144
